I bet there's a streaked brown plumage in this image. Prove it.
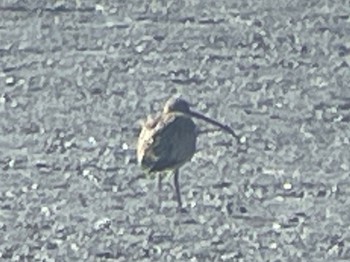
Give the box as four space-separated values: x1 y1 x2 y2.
137 97 238 210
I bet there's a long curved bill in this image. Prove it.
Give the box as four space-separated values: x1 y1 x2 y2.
188 110 239 140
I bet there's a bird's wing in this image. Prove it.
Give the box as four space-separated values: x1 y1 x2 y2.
137 114 196 173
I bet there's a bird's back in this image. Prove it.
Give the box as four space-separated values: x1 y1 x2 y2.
137 113 197 173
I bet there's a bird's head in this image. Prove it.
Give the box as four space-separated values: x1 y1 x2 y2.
162 96 239 140
163 97 191 114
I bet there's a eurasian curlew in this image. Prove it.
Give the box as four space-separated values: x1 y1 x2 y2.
137 97 238 211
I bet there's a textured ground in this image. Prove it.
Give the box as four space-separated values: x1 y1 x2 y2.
1 0 350 261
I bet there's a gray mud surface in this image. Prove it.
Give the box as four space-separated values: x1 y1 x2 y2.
1 1 350 261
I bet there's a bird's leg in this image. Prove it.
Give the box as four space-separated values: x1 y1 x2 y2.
158 174 162 192
174 169 182 209
158 174 162 207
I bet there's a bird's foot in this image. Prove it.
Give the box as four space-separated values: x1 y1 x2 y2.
176 206 188 213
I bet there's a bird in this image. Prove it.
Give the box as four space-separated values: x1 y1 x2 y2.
137 96 239 211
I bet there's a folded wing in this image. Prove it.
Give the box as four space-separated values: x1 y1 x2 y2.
137 114 197 173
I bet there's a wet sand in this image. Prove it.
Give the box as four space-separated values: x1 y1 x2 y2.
1 1 350 261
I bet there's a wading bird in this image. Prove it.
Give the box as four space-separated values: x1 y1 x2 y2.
137 97 239 211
